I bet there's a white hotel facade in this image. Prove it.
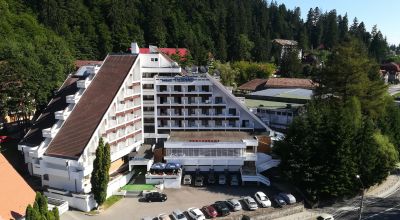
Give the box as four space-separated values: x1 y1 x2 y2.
18 43 275 211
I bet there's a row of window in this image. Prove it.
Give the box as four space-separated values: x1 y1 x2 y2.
165 148 244 157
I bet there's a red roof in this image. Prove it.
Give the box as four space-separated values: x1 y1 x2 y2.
0 154 35 219
139 48 188 57
238 79 268 91
266 78 316 89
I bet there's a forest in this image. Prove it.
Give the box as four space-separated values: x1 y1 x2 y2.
24 0 391 64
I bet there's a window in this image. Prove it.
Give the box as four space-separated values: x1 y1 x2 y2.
150 58 159 62
228 108 236 116
188 85 196 92
174 85 182 92
202 85 210 92
159 85 167 92
43 174 49 181
143 84 154 89
143 95 154 100
215 97 223 104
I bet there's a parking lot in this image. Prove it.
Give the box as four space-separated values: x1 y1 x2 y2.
61 184 288 220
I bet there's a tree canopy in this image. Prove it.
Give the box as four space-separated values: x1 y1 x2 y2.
274 39 399 202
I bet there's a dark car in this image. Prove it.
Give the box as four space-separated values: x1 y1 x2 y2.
207 173 216 184
201 205 218 218
273 195 287 208
213 201 230 216
194 175 204 187
144 192 167 202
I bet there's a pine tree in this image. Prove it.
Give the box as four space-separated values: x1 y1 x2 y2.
91 138 105 206
90 138 111 207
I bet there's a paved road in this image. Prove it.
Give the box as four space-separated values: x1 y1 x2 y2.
333 190 400 220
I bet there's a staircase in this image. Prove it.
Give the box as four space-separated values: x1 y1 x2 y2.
256 153 280 173
257 159 281 173
241 172 271 186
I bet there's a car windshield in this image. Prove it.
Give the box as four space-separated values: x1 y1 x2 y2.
177 214 185 218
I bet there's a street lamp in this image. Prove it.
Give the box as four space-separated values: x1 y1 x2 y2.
356 174 365 220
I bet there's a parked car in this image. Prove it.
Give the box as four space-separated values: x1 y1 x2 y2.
187 207 205 220
213 201 230 216
317 214 334 220
183 174 192 185
172 209 187 220
273 195 287 208
144 192 167 202
278 192 296 204
225 198 242 211
158 213 172 220
218 174 226 185
243 196 258 211
254 192 271 207
0 136 12 144
208 173 216 184
201 205 218 218
230 175 239 186
194 175 204 187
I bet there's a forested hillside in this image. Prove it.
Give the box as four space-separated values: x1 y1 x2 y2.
25 0 388 64
0 0 73 119
0 0 391 119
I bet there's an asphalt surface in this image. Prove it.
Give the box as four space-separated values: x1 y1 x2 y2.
331 190 400 220
61 185 284 220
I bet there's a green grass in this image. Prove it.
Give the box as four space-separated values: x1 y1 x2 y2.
102 195 123 209
121 184 155 191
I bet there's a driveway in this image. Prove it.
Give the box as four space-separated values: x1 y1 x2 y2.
61 185 281 220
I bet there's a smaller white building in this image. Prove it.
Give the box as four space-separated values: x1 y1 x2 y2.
164 131 258 172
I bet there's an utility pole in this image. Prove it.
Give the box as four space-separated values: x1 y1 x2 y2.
356 174 365 220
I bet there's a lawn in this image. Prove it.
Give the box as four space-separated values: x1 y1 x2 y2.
121 184 155 191
102 195 123 209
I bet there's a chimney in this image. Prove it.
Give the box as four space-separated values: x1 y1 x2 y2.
131 42 139 54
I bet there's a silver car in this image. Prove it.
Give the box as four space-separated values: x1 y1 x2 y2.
226 198 242 211
172 209 187 220
243 196 258 211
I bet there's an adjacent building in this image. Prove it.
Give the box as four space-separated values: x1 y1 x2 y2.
18 43 274 211
0 154 35 220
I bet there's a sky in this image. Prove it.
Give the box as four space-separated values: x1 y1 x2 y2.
273 0 400 45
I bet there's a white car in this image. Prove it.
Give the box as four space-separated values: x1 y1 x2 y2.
255 192 271 207
226 198 242 211
317 213 334 220
187 207 205 220
243 196 258 210
183 175 192 185
172 209 187 220
158 213 172 220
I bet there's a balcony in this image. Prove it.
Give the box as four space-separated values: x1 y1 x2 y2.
42 127 59 138
54 106 72 120
77 79 90 89
87 66 100 74
66 93 81 104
